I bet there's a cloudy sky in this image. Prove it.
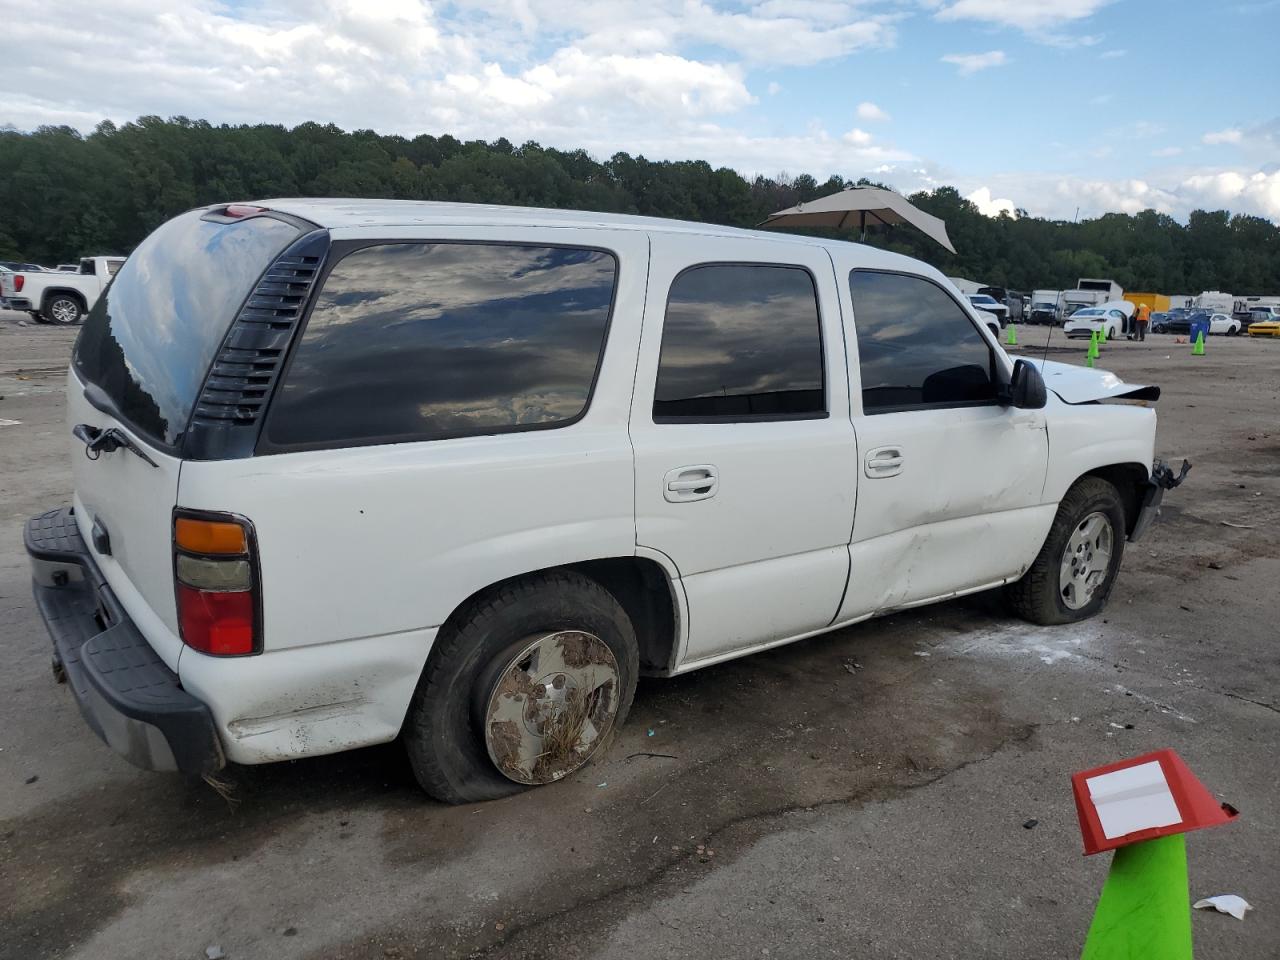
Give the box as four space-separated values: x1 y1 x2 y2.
3 0 1278 221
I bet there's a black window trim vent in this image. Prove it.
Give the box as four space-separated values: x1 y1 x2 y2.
182 228 331 460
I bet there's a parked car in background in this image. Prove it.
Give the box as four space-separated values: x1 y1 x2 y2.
24 198 1182 803
966 293 1008 330
1248 306 1280 337
56 264 80 272
1207 313 1242 336
1152 308 1191 334
1063 301 1132 340
0 256 125 325
1164 310 1218 337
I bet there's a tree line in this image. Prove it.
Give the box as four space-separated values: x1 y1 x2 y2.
1 116 1277 295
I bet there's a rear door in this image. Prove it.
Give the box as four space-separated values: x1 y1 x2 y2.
69 209 306 669
629 235 858 668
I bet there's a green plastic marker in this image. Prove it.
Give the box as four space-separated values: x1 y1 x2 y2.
1082 834 1191 960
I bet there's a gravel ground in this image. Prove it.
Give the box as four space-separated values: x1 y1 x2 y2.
1 311 1277 960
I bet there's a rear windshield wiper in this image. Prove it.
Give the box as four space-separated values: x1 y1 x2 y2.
72 423 159 468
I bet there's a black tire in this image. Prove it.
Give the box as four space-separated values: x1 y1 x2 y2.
44 294 83 325
403 571 639 804
30 311 50 325
1005 477 1126 626
1227 325 1239 336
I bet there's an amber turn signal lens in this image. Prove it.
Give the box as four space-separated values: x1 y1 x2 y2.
174 517 247 555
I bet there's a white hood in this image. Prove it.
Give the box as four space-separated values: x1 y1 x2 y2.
1031 359 1161 404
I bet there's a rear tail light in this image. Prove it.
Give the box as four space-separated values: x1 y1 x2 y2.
173 511 260 656
13 274 23 292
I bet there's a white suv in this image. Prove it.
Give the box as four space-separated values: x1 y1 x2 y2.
26 200 1186 803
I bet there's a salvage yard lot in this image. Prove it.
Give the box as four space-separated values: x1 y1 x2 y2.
1 311 1278 960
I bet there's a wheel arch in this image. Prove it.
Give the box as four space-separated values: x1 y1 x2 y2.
1080 462 1149 538
433 555 683 677
41 287 88 312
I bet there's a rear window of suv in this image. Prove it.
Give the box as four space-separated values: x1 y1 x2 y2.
74 209 302 449
261 242 617 451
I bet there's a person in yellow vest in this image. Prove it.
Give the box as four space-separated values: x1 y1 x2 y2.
1135 302 1150 342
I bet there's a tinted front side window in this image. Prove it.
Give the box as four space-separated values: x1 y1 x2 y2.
265 243 616 449
654 265 825 420
849 271 997 413
74 210 301 448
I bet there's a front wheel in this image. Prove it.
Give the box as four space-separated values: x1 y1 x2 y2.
1005 477 1126 625
1227 325 1239 336
45 295 83 325
403 571 639 804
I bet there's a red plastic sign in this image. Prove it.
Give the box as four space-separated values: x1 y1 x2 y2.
1072 749 1237 856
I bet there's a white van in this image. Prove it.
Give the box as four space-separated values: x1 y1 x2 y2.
26 200 1185 802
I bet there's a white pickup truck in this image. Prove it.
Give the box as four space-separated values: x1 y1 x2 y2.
0 256 125 325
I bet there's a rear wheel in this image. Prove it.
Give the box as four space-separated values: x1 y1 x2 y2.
1006 477 1126 625
1227 324 1239 336
45 294 83 325
403 571 639 804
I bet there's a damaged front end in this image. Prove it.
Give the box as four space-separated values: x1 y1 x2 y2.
1130 459 1192 542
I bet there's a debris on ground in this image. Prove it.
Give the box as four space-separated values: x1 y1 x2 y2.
1022 819 1038 829
1193 895 1251 920
205 947 226 960
24 775 38 784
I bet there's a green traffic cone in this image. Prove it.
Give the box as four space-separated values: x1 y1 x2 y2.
1081 834 1192 960
1085 355 1095 367
1099 323 1108 343
1192 331 1205 356
1006 324 1018 346
1087 332 1100 360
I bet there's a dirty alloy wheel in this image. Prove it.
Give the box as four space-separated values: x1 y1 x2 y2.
402 571 638 804
1005 476 1126 626
46 295 83 325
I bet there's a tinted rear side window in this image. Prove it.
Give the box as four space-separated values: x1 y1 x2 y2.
654 264 825 420
849 271 997 413
263 243 617 450
74 210 301 449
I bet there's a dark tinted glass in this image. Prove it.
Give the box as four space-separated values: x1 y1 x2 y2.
265 243 616 449
654 265 825 420
849 271 997 412
74 210 301 448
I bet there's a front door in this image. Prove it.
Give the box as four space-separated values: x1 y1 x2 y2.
629 236 858 668
831 268 1051 620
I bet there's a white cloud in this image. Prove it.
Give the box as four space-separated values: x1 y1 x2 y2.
935 0 1113 31
857 101 890 121
1098 48 1126 58
844 127 873 146
967 186 1016 216
1151 146 1183 158
956 167 1280 221
1203 128 1243 145
767 81 781 95
941 50 1008 74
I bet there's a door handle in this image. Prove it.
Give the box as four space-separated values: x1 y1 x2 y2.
865 446 904 478
663 465 719 502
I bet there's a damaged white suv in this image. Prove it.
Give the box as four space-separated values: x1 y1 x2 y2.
26 200 1187 803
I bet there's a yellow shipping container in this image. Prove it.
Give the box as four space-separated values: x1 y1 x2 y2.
1123 292 1171 312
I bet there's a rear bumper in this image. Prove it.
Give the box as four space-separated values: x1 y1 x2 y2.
7 297 34 311
25 507 224 776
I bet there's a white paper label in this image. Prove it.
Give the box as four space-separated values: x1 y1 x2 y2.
1086 760 1182 840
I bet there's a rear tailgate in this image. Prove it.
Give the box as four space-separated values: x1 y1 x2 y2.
66 206 310 669
67 375 185 669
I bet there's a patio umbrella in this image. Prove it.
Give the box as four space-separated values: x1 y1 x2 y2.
760 186 957 254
